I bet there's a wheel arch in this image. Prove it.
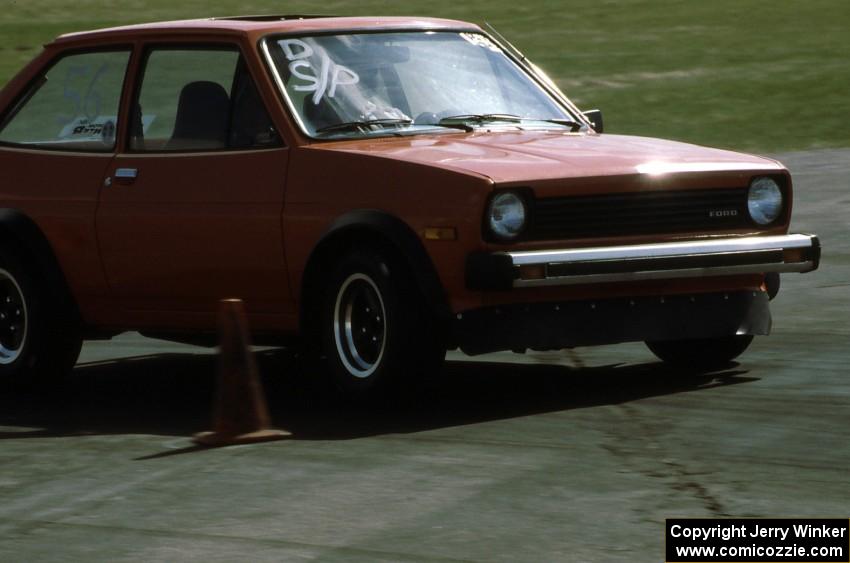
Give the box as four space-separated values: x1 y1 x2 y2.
299 210 450 335
0 208 79 318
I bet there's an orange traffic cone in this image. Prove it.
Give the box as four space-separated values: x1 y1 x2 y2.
193 298 291 446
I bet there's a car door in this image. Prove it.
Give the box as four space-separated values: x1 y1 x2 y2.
96 45 293 330
0 48 132 323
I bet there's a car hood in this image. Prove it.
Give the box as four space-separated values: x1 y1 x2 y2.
314 131 784 184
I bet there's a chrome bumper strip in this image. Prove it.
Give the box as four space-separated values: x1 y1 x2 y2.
505 234 819 288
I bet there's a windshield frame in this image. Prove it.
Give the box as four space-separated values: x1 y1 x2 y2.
259 27 589 141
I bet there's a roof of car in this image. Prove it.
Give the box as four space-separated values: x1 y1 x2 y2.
52 15 481 45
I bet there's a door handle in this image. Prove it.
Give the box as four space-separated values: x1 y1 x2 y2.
107 168 138 186
115 168 138 179
115 168 138 180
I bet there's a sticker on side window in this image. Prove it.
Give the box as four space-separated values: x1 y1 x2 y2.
460 33 502 52
58 115 116 141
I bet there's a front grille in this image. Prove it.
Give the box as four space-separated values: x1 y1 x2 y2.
527 188 750 240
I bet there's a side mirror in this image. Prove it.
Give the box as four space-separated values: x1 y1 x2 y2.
583 109 603 133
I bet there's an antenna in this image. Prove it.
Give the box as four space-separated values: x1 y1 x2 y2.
484 22 528 64
483 22 590 127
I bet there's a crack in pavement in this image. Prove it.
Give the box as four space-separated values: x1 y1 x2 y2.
602 403 729 517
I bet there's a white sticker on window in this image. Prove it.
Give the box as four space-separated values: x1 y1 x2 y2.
58 115 116 141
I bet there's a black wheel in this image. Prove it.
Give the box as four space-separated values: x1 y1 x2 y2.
317 248 445 395
0 250 82 386
646 335 754 368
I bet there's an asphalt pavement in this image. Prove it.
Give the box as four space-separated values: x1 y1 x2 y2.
0 149 847 562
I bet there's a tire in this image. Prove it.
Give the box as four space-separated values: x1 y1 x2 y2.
0 249 82 386
317 248 445 396
645 335 754 369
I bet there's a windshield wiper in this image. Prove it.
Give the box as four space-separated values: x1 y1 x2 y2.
435 114 584 132
437 114 522 131
531 118 584 132
315 118 413 135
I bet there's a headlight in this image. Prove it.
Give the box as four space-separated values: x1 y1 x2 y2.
748 177 783 225
488 192 527 240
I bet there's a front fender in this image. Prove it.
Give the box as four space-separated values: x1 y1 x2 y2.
300 209 450 324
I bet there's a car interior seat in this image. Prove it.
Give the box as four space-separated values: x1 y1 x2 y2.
167 81 230 150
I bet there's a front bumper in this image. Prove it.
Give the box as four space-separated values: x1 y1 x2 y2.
466 234 820 290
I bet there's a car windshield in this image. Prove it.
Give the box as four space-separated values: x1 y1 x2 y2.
265 30 575 138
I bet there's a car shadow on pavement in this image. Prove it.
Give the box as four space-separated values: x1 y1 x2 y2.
0 348 756 450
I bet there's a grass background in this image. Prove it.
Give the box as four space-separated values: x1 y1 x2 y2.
1 0 848 152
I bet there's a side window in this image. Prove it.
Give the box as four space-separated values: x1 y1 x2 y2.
0 50 130 151
229 59 281 149
131 47 280 152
